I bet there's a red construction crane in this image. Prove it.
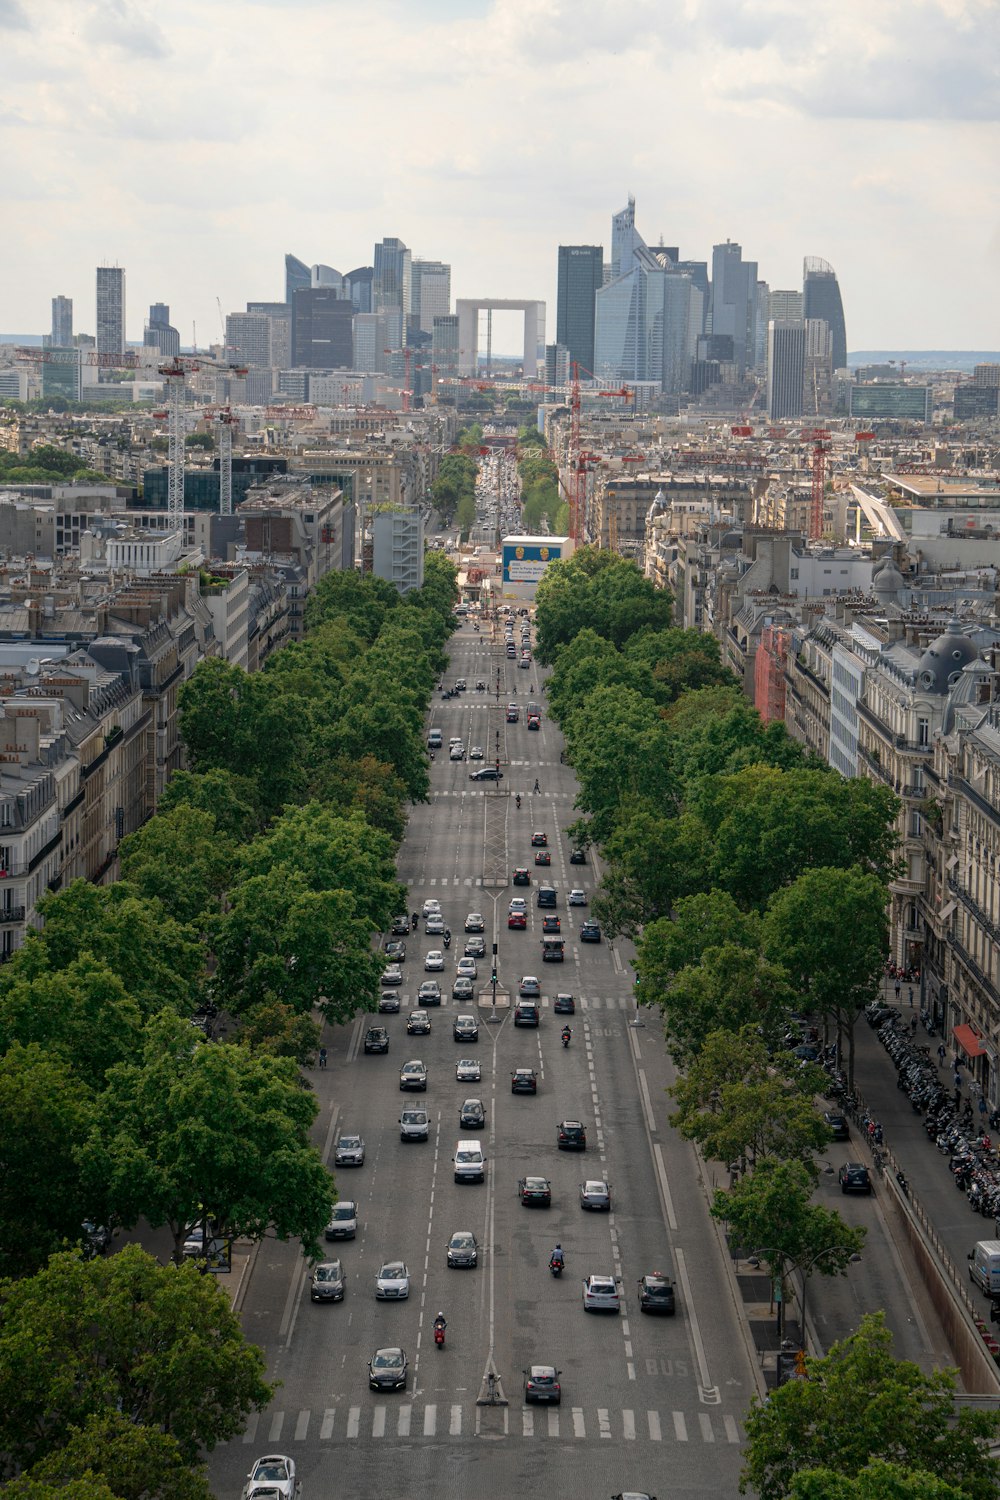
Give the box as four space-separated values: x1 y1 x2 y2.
804 429 831 540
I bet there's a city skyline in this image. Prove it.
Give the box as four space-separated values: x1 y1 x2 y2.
2 0 998 351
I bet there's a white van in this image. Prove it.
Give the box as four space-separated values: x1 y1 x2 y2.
969 1239 1000 1296
399 1108 429 1141
453 1139 486 1183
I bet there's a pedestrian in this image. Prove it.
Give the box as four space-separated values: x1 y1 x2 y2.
875 1122 884 1145
910 1014 918 1035
318 1046 328 1070
980 1097 989 1117
937 1042 947 1065
908 986 914 1007
954 1071 962 1092
894 981 902 1001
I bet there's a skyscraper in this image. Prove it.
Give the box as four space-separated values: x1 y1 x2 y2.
766 321 806 419
803 257 847 372
709 242 758 375
226 312 272 368
352 312 390 373
410 260 451 335
346 267 374 314
145 301 180 358
312 265 345 291
768 290 803 323
594 199 700 392
291 288 353 368
285 253 311 306
51 295 73 346
556 245 603 377
96 266 125 369
431 314 460 382
373 238 411 315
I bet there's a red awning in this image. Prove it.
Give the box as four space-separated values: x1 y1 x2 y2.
954 1023 987 1059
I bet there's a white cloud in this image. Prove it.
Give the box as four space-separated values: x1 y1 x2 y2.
0 0 30 28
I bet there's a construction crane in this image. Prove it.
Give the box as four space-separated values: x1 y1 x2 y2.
153 358 247 525
800 427 831 539
384 347 422 412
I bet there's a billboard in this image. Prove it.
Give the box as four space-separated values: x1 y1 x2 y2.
502 536 566 585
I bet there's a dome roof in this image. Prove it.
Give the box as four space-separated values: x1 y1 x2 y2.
873 561 905 597
915 619 979 695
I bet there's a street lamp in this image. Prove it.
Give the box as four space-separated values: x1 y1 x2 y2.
797 1245 862 1353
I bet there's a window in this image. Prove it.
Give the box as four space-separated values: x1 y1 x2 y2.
917 717 930 746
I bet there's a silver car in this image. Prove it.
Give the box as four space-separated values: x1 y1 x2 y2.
424 950 445 972
334 1134 365 1167
375 1260 410 1299
325 1201 357 1240
580 1179 612 1211
456 956 478 978
456 1058 481 1082
242 1454 299 1500
310 1259 345 1302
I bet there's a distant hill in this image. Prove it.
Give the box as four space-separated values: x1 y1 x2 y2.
849 351 1000 373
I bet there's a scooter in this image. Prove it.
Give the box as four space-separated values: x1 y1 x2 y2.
411 913 419 931
549 1253 564 1278
443 931 452 950
561 1028 572 1049
515 794 521 810
433 1319 446 1349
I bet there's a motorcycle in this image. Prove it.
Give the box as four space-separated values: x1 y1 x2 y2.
561 1028 572 1049
549 1252 564 1278
411 913 419 931
443 931 452 950
515 794 521 810
433 1318 446 1349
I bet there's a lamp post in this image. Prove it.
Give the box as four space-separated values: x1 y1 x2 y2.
797 1245 862 1354
747 1246 789 1346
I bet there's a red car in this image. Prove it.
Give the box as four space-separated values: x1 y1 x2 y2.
508 911 527 930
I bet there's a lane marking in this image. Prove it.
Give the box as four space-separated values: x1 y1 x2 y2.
572 1407 586 1438
547 1407 560 1438
623 1408 636 1440
424 1404 437 1437
673 1410 688 1441
398 1406 411 1437
598 1407 612 1438
268 1411 284 1442
648 1410 662 1440
372 1406 386 1438
320 1409 335 1440
294 1409 309 1441
725 1414 741 1443
637 1068 657 1133
699 1412 715 1442
675 1247 720 1404
242 1412 259 1445
347 1407 360 1438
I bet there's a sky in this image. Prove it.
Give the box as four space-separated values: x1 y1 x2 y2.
2 0 999 352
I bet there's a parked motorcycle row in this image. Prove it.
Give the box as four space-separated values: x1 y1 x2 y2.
868 1005 1000 1225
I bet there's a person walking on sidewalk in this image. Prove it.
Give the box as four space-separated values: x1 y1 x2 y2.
894 979 902 1001
908 986 915 1007
938 1042 947 1066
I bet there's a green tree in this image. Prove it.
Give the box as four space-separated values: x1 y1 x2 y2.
455 491 477 537
1 1478 121 1499
0 956 142 1087
184 432 214 450
119 805 238 927
0 1246 273 1470
238 998 321 1063
595 810 711 933
307 753 408 843
637 891 760 987
303 568 400 641
764 866 890 1082
654 944 796 1065
157 767 261 843
788 1462 969 1500
740 1313 1000 1499
16 1412 212 1499
0 1044 98 1278
91 1013 333 1262
534 547 673 661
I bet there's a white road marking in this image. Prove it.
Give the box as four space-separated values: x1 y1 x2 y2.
623 1409 636 1439
398 1406 412 1437
241 1412 259 1445
547 1407 560 1438
294 1409 309 1441
673 1410 688 1441
450 1404 462 1435
522 1408 534 1438
268 1411 284 1442
572 1407 586 1438
347 1407 360 1438
724 1414 741 1443
320 1409 335 1440
699 1412 715 1442
424 1404 437 1436
372 1407 386 1438
598 1408 611 1438
648 1410 662 1441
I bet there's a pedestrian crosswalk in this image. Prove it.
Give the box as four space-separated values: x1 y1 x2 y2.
234 1402 742 1447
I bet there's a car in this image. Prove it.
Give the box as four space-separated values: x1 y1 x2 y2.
534 850 551 866
455 678 466 691
511 1068 537 1094
384 939 406 961
364 1025 390 1053
456 1058 482 1082
554 993 576 1014
421 899 442 918
452 976 474 1001
541 936 565 962
514 1001 540 1027
417 980 442 1005
469 745 484 760
378 990 401 1013
369 1347 408 1392
523 1365 561 1404
839 1161 872 1194
558 1120 587 1150
375 1260 410 1299
243 1454 299 1500
518 975 540 997
638 1271 676 1315
582 1274 621 1313
541 914 561 933
457 956 478 978
425 914 445 935
424 949 444 972
464 934 486 957
390 914 410 936
324 1201 357 1241
508 911 527 930
310 1259 345 1302
580 921 602 943
509 896 527 913
381 963 403 986
506 706 520 723
406 1010 431 1036
399 1060 428 1091
470 767 503 781
449 744 466 761
569 849 587 864
518 1175 552 1207
453 1013 479 1041
530 831 548 847
464 912 486 933
568 889 587 906
536 886 557 908
513 867 531 885
580 1178 611 1211
824 1110 850 1141
334 1134 365 1167
446 1229 479 1268
527 715 540 730
459 1097 486 1128
399 1107 429 1141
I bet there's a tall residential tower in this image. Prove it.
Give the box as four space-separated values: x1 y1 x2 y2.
803 256 847 371
95 266 125 368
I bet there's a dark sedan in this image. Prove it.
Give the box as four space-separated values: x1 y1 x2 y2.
369 1347 408 1391
638 1272 676 1315
579 921 602 943
511 1068 537 1095
839 1162 872 1194
518 1175 552 1208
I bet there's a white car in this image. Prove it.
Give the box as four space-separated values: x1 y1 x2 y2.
243 1454 299 1499
582 1274 621 1313
449 743 466 761
421 898 441 919
424 950 444 972
425 914 445 935
508 897 527 914
456 956 478 979
456 1057 482 1082
375 1260 410 1299
334 1134 365 1167
568 889 587 906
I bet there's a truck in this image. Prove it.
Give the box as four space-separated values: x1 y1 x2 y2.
968 1239 1000 1296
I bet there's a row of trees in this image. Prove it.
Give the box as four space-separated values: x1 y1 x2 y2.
431 425 483 534
0 559 458 1494
0 443 107 486
535 550 1000 1495
515 428 567 534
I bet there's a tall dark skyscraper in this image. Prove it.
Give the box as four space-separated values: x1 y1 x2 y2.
291 288 352 368
346 267 374 314
803 256 847 372
556 245 603 376
766 320 806 419
51 295 73 346
285 253 311 306
145 301 180 357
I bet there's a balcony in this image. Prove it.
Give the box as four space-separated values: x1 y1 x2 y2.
949 935 1000 1009
948 876 1000 946
0 906 25 924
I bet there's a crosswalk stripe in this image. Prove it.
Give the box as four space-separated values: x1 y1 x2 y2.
724 1415 741 1444
673 1411 688 1442
547 1407 560 1438
294 1410 309 1441
623 1409 636 1440
598 1408 611 1439
450 1404 462 1436
372 1407 386 1438
522 1409 534 1438
240 1403 744 1444
242 1412 259 1445
269 1411 284 1442
398 1406 411 1437
699 1412 715 1443
648 1411 662 1441
347 1407 360 1439
572 1407 586 1439
320 1409 335 1440
424 1404 437 1437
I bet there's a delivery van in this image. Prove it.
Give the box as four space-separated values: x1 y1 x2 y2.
968 1239 1000 1296
453 1139 486 1183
